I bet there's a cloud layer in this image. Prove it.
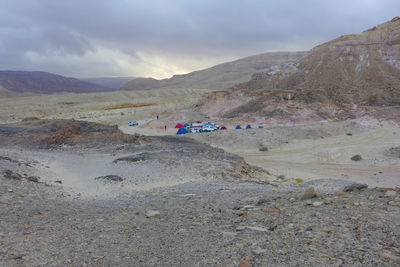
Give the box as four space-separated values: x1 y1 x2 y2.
1 0 399 78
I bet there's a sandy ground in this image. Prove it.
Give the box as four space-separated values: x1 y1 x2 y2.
126 117 400 188
1 90 399 188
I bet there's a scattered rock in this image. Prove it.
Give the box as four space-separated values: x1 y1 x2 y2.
252 248 268 255
380 251 400 262
182 194 196 197
301 187 316 200
256 198 268 205
236 226 246 231
94 175 124 183
322 227 332 233
343 183 368 192
27 176 40 183
261 207 280 213
55 180 62 184
313 201 323 207
304 200 313 206
221 231 237 238
239 259 252 267
174 228 188 235
242 205 257 210
235 210 249 216
2 170 22 180
305 226 313 231
384 190 397 197
245 226 268 232
146 210 160 218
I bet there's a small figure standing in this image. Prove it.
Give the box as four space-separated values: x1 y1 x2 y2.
164 125 167 131
156 114 159 120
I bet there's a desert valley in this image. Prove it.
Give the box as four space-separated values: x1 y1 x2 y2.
1 15 400 266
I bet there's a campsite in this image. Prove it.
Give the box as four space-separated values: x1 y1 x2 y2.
173 121 262 134
1 5 400 266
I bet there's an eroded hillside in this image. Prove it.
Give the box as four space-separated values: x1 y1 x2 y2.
235 17 400 106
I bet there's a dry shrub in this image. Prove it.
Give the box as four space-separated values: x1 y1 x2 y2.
351 154 362 161
99 102 154 110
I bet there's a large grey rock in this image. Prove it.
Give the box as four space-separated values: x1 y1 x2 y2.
384 190 397 197
301 187 316 200
343 183 368 192
245 226 269 232
146 210 160 218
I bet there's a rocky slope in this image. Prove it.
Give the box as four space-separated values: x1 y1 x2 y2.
121 52 306 91
0 71 110 94
235 17 400 106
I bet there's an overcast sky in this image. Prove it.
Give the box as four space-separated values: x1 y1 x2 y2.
0 0 399 79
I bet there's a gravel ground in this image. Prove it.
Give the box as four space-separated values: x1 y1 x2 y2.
1 175 399 266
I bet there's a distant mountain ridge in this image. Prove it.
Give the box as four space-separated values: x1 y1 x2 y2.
0 71 110 94
121 51 306 91
82 77 136 90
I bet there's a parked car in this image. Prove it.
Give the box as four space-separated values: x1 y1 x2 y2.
128 121 138 126
190 128 201 133
202 125 217 132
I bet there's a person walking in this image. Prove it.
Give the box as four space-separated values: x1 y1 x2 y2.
156 114 159 120
164 125 167 131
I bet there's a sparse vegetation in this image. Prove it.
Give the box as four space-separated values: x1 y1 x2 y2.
259 146 268 152
277 174 285 179
346 133 352 136
351 154 362 161
98 102 154 110
295 178 304 183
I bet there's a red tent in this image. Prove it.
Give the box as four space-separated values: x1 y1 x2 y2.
220 126 227 130
175 123 184 128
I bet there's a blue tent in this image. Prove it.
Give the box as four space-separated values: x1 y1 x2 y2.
176 128 188 135
246 124 252 129
258 125 264 129
235 125 242 129
183 123 190 127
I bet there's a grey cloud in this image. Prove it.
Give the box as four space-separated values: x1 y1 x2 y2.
0 0 399 78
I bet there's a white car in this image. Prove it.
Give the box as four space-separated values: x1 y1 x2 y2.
202 125 217 132
190 128 201 133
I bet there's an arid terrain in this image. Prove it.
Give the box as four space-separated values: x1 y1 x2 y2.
1 18 400 266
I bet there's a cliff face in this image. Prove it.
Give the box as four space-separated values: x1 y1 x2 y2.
237 17 400 106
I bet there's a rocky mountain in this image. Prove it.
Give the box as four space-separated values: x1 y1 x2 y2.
82 77 135 90
236 17 400 106
121 51 306 91
0 71 110 94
